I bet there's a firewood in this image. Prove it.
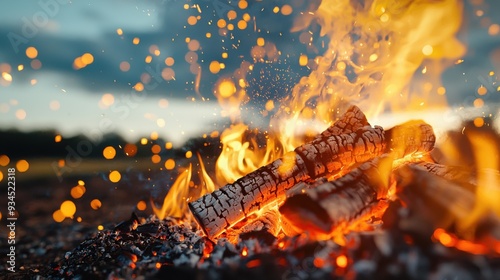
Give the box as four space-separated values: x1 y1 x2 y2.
234 105 370 238
393 164 478 239
279 155 394 238
412 162 476 189
189 107 435 239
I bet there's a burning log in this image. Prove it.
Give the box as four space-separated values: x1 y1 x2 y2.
227 105 370 238
393 164 500 241
189 106 435 239
412 162 476 189
279 155 394 238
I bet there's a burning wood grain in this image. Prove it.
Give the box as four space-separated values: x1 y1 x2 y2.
189 106 435 239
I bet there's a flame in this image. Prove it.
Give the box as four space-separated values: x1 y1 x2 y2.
215 124 283 186
154 0 466 233
152 165 193 219
461 131 500 231
270 0 464 151
152 153 216 220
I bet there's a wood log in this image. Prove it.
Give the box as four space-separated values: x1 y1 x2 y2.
189 107 435 239
234 105 371 238
412 162 476 189
395 164 500 242
393 164 477 239
279 155 394 238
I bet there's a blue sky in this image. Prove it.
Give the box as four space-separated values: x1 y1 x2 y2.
0 0 499 145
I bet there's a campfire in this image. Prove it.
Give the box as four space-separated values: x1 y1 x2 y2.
10 0 500 279
52 106 500 279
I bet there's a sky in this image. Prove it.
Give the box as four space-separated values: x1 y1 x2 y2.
0 0 499 145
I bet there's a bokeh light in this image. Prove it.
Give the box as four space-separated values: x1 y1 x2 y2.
53 209 65 222
90 199 102 210
165 159 175 170
60 200 76 218
16 159 29 172
137 200 147 211
26 46 38 59
0 155 10 166
109 170 121 183
103 146 116 159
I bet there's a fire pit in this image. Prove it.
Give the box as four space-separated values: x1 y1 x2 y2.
1 0 500 279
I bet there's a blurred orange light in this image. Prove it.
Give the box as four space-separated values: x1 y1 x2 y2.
217 19 226 28
299 54 308 66
16 159 29 172
60 200 76 218
151 154 161 164
227 10 237 20
132 37 140 45
165 57 175 66
336 255 348 268
209 61 221 74
256 37 265 47
124 143 137 157
0 155 10 166
477 86 487 95
165 159 175 170
238 0 248 9
238 20 248 30
187 15 197 25
281 4 293 15
134 82 144 92
90 199 102 210
55 134 62 143
26 46 38 59
116 28 123 35
473 117 484 127
137 200 147 211
71 185 86 199
81 53 94 65
109 170 121 183
53 209 65 222
151 144 161 154
103 146 116 159
218 80 236 98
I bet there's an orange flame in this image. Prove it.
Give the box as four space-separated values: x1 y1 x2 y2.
154 0 466 231
461 131 500 232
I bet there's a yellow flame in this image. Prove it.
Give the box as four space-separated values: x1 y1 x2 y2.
155 0 466 222
153 153 216 220
461 132 500 230
153 165 193 219
271 0 465 151
215 124 283 186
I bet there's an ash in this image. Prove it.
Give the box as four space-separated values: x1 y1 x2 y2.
41 209 500 280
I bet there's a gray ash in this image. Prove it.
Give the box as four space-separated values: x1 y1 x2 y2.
38 210 500 280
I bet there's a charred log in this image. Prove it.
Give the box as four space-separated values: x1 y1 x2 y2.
279 155 394 237
189 106 435 239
